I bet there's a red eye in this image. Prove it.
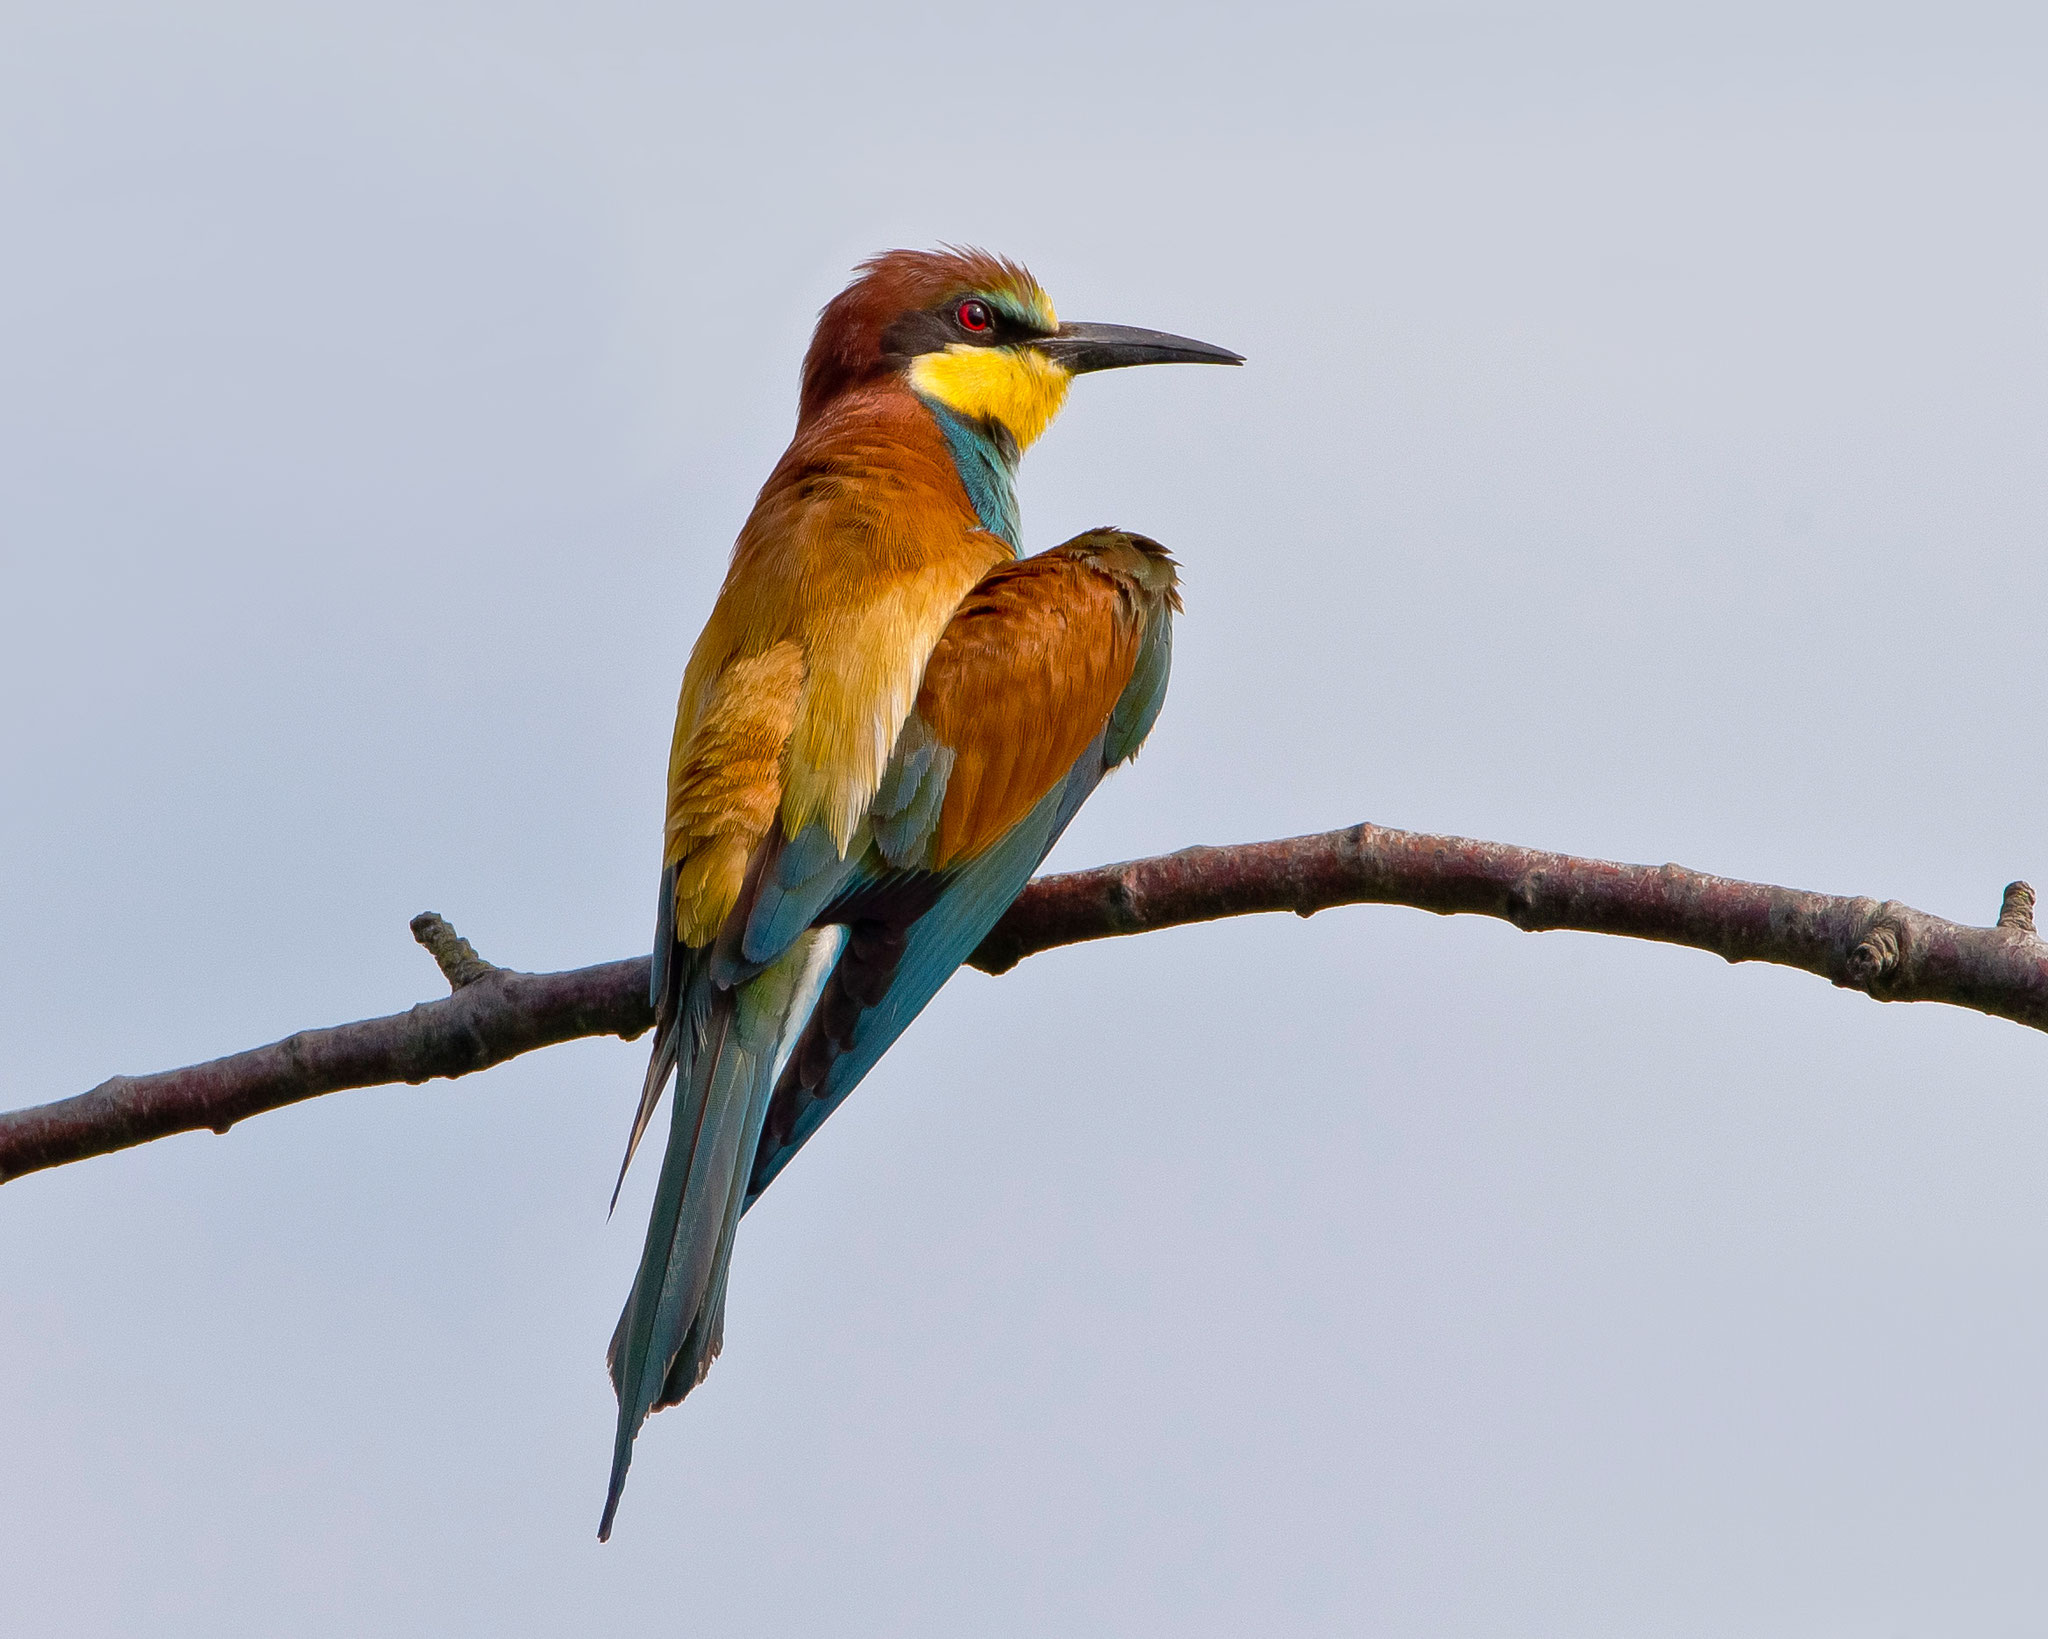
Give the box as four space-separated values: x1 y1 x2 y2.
956 298 992 333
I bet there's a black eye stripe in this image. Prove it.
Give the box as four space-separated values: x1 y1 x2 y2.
878 297 1041 366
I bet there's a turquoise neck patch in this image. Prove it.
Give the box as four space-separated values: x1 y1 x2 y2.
922 398 1022 554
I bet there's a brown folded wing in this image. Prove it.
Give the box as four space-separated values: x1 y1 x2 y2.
917 534 1163 870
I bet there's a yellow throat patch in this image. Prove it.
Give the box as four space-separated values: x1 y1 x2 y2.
908 344 1073 452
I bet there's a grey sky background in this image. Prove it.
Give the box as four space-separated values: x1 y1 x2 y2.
4 2 2046 1632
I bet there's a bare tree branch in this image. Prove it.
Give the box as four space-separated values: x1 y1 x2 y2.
5 821 2043 1186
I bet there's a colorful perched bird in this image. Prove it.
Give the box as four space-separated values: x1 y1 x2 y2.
601 247 1239 1538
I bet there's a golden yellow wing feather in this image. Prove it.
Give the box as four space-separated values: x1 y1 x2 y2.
661 385 1010 944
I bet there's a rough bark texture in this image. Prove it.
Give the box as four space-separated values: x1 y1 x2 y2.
0 959 654 1185
4 822 2043 1185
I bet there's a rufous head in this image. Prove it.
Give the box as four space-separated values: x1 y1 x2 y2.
798 247 1241 451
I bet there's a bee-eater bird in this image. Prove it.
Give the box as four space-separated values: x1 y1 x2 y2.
600 247 1239 1538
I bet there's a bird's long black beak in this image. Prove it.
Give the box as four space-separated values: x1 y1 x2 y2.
1034 321 1244 374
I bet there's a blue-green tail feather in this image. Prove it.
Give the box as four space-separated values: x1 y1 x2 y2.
599 927 846 1540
